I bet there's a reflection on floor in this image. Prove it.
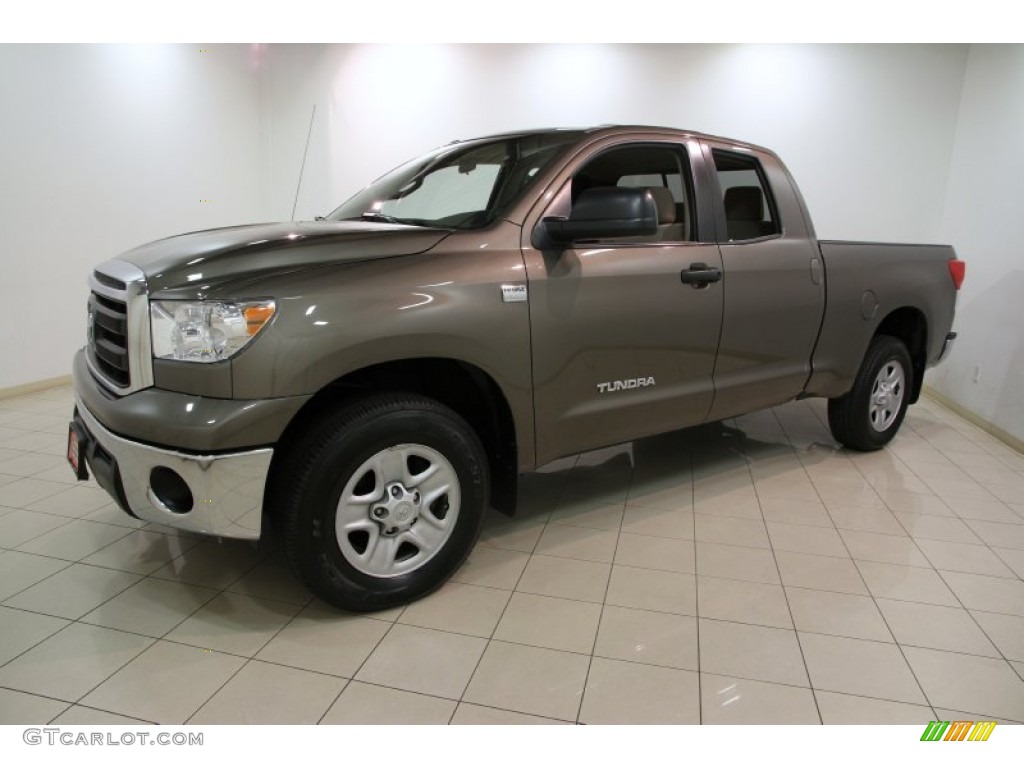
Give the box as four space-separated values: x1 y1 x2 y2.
1 384 1023 725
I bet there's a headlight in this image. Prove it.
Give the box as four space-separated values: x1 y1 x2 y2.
150 300 276 362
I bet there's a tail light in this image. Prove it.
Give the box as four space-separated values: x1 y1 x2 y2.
949 258 966 290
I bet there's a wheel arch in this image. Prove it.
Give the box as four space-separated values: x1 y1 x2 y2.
873 306 928 403
266 357 521 526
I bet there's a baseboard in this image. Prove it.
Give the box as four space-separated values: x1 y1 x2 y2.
922 385 1024 455
0 375 72 401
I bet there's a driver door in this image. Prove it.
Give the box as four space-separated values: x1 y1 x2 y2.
521 139 724 465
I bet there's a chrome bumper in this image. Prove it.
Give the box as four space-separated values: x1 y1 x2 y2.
76 397 272 540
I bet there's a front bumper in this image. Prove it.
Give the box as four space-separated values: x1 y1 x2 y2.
74 397 272 540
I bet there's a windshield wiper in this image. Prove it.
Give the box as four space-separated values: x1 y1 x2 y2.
349 212 408 224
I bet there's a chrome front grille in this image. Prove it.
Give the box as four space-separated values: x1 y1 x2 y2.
86 260 154 395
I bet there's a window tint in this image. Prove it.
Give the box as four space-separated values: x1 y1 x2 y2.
556 144 695 243
712 150 780 241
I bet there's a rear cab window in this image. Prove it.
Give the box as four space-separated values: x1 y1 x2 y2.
712 150 781 242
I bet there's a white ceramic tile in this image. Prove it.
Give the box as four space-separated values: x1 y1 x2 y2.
0 623 153 701
81 578 217 637
356 624 486 699
970 610 1024 661
16 519 130 561
775 551 868 594
0 510 71 549
759 497 833 527
451 545 531 590
965 519 1024 551
82 530 199 575
534 523 617 563
701 673 820 724
697 576 792 629
462 640 589 721
840 529 930 566
698 618 808 687
619 505 693 539
399 582 510 638
614 533 695 573
50 706 153 725
914 539 1015 577
580 657 699 724
0 606 69 666
903 646 1024 721
605 565 696 615
548 498 624 531
190 660 345 724
0 550 69 601
3 563 141 619
494 593 601 654
321 681 455 725
164 592 302 656
81 640 246 724
514 554 611 603
799 632 927 704
594 605 698 670
940 570 1024 616
815 691 935 725
0 687 68 725
256 605 390 677
855 561 959 606
450 702 566 725
694 515 770 549
786 587 893 642
695 541 780 584
876 598 1000 657
150 540 266 590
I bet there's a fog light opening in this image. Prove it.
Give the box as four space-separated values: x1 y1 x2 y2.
149 466 194 514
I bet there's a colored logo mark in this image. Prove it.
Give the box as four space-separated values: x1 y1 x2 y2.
920 720 996 742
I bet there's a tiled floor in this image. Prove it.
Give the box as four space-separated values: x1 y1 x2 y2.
1 384 1023 725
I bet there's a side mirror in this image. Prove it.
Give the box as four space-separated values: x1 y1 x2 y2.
539 187 658 247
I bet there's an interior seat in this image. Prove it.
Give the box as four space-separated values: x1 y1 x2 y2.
724 186 770 240
647 187 686 242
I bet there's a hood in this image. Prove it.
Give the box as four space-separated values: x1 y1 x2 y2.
120 221 451 296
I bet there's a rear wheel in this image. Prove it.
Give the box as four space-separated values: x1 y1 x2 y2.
828 335 913 451
276 394 489 611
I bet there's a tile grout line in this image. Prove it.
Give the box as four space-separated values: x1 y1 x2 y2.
753 407 823 725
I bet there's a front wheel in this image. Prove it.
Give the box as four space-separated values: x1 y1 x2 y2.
828 335 913 451
276 394 489 611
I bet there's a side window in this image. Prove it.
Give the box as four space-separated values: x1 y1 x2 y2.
559 144 696 243
712 150 780 241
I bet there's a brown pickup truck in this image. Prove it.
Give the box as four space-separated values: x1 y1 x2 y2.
68 125 965 609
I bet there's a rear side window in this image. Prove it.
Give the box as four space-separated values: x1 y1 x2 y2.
712 150 780 241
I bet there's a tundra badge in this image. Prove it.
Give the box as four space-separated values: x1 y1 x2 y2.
597 377 656 394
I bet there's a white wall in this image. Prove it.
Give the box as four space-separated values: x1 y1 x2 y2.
266 44 968 246
927 44 1024 442
0 44 265 390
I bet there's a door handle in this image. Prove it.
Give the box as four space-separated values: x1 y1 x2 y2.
680 263 722 288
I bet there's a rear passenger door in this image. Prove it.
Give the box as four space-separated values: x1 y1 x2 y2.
703 144 825 421
521 138 725 465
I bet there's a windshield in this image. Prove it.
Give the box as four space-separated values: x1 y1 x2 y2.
326 132 583 229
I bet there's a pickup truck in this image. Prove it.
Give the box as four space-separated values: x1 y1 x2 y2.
67 125 965 610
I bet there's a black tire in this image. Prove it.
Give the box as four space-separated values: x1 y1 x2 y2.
275 393 489 611
828 335 913 452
